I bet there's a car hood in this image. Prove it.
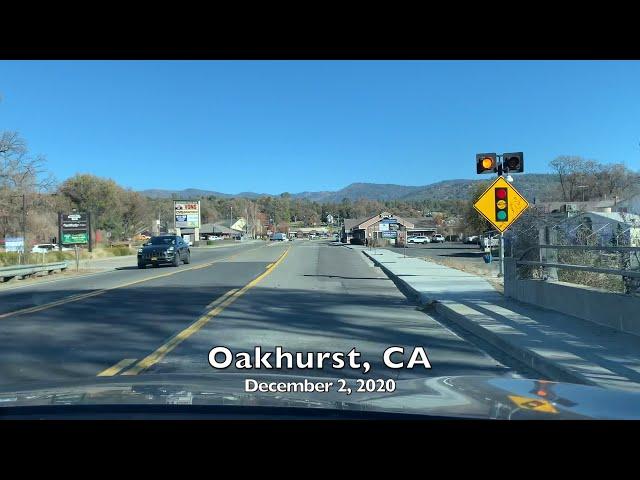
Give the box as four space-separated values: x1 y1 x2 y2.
1 373 639 419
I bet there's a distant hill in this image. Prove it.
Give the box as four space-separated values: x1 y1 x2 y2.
139 188 270 199
139 174 561 203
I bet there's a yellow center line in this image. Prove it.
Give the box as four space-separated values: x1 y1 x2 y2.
0 244 268 321
97 358 138 377
119 246 291 376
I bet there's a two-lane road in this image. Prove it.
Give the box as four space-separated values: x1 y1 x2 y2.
0 239 518 389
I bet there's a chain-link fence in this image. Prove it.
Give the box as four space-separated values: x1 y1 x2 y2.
508 208 640 295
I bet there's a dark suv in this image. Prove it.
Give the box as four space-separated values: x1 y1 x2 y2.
137 235 191 268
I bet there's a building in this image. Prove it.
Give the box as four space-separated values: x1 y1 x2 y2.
180 218 246 240
342 212 414 245
554 211 640 246
403 217 438 237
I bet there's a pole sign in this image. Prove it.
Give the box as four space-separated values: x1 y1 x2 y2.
59 213 90 245
174 201 201 229
381 231 397 239
4 237 24 252
473 176 529 233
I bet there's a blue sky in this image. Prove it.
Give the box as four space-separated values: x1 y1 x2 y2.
1 60 639 193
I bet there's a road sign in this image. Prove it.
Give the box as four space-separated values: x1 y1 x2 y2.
508 395 558 414
473 176 529 233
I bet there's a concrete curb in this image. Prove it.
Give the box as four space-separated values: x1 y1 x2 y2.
362 249 596 386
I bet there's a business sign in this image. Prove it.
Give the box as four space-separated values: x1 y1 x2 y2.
379 222 389 232
59 213 90 245
380 218 398 224
4 237 24 252
62 232 89 244
381 231 397 239
174 201 201 229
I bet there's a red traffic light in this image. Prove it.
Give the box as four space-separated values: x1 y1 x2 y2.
495 188 508 222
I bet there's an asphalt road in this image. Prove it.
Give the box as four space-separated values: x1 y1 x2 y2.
0 239 519 389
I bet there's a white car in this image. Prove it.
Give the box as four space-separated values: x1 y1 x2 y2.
31 243 73 253
408 236 430 244
431 234 445 243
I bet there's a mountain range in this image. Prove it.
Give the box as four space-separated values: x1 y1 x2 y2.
139 174 560 203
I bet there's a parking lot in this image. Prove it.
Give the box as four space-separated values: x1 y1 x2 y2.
383 241 485 264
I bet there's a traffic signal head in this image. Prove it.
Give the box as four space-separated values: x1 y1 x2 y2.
476 153 497 174
495 187 508 222
503 152 524 173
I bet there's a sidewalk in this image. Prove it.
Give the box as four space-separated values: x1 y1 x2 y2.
357 246 640 392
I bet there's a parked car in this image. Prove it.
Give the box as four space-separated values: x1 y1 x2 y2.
464 235 479 244
407 235 430 244
31 243 73 253
137 235 190 268
431 234 445 243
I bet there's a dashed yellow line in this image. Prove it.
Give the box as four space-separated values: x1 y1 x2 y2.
97 358 137 377
119 246 291 376
0 244 266 321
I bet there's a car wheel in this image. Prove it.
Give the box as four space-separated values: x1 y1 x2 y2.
183 251 191 264
172 253 181 267
137 262 146 269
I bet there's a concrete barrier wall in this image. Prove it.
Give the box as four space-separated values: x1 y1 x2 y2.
504 258 640 336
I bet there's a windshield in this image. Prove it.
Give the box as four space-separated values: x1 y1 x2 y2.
148 236 175 245
1 59 640 421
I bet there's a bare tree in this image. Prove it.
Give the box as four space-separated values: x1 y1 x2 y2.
0 131 57 241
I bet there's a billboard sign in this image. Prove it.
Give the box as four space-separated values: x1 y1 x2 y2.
4 237 24 252
174 201 201 229
381 231 397 239
59 213 90 245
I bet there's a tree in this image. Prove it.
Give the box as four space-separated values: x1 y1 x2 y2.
0 131 56 242
462 181 492 236
59 174 122 233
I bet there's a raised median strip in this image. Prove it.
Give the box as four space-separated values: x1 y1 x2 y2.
0 262 68 282
362 248 640 392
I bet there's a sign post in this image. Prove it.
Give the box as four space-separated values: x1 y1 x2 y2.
174 200 201 244
59 212 90 266
473 176 529 277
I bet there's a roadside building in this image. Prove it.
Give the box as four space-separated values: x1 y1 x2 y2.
403 217 438 237
342 212 414 245
554 211 640 246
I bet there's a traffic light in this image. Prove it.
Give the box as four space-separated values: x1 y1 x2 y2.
495 187 508 222
503 152 524 173
476 153 497 174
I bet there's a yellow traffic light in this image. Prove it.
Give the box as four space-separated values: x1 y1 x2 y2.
476 153 497 174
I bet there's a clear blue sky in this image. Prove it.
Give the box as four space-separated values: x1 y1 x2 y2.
1 60 639 193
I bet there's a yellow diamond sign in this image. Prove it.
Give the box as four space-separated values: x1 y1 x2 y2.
508 395 558 414
473 176 529 233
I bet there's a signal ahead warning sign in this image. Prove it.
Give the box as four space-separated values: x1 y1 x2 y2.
473 176 529 233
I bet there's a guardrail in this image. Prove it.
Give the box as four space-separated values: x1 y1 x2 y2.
516 245 640 292
0 262 68 282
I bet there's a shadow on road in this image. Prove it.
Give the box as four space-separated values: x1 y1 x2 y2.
302 274 390 280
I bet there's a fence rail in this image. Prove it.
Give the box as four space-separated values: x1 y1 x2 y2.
515 244 640 293
0 262 68 282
